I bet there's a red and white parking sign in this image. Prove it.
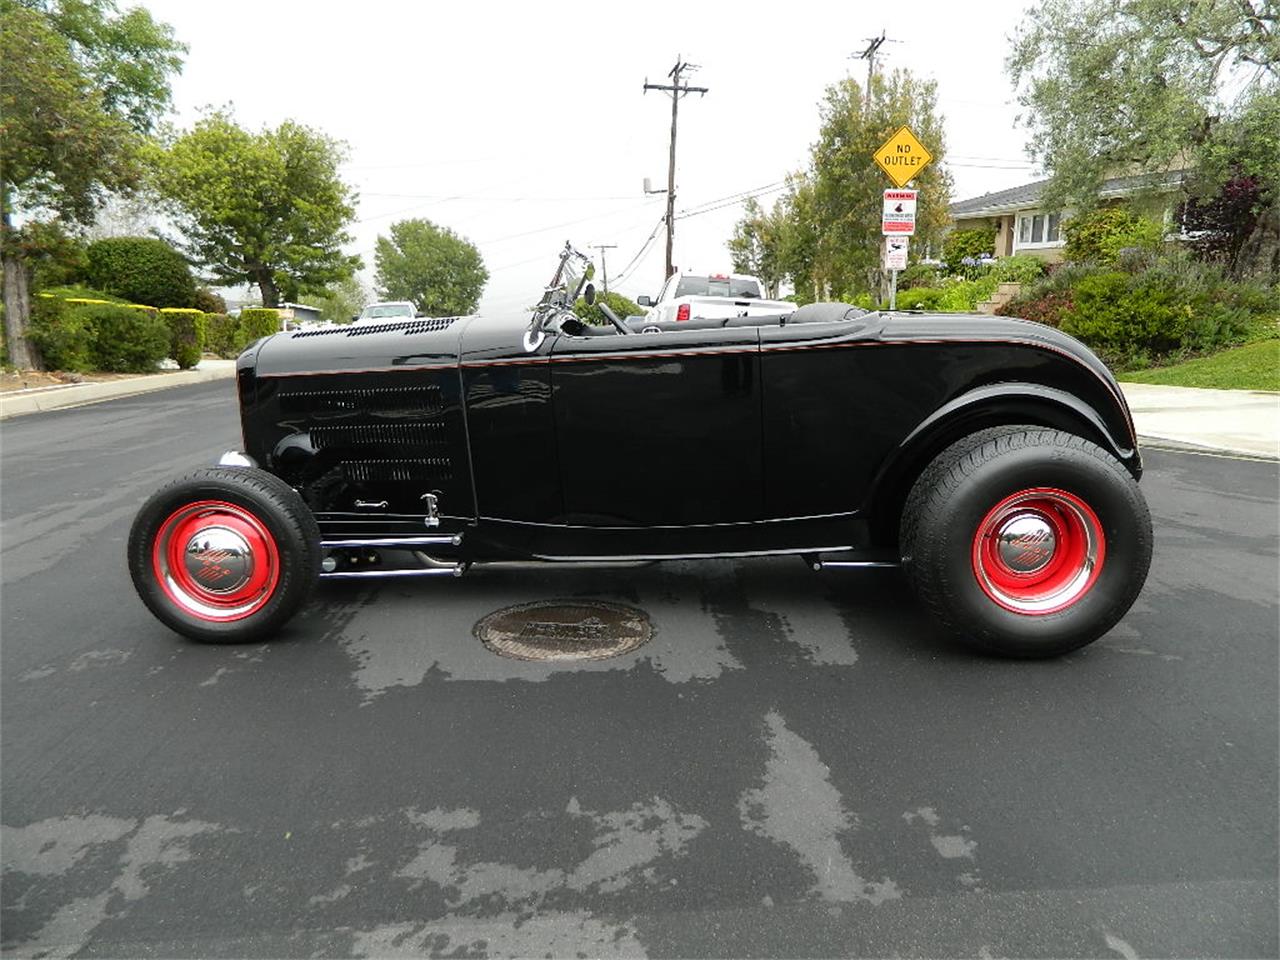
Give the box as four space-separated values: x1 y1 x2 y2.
882 189 918 235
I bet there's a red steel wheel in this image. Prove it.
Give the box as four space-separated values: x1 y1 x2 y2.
971 487 1106 615
130 467 321 642
900 426 1152 658
151 500 281 622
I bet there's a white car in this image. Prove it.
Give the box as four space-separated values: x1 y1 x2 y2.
636 271 792 326
353 301 417 324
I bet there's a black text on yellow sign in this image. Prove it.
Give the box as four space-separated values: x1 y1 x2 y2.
874 125 933 189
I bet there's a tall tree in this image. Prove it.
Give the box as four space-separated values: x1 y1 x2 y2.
0 0 183 369
311 274 372 325
1008 0 1278 214
152 113 361 307
374 219 488 316
767 69 951 302
727 197 785 297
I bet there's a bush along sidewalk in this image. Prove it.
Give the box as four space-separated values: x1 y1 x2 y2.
996 249 1277 371
160 308 207 369
22 289 281 373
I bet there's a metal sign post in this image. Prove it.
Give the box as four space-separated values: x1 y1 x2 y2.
873 126 931 312
884 236 909 310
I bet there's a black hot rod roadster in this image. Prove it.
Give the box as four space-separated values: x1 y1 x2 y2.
129 244 1152 657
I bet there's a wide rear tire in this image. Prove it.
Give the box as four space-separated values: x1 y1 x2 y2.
128 467 321 642
900 426 1152 658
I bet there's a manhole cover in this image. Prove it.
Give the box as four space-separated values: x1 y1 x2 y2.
475 599 652 662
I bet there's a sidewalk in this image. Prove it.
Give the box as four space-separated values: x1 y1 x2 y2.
0 359 237 420
1120 382 1280 460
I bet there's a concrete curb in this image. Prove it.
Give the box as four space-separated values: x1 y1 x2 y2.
0 363 236 420
1137 435 1280 462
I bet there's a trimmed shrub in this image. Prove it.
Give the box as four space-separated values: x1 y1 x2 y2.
85 237 196 308
160 308 207 369
895 287 946 310
573 291 642 325
204 313 239 358
996 290 1075 327
80 304 170 373
1062 207 1163 265
990 254 1048 285
235 308 281 351
27 297 94 372
897 262 942 290
943 227 996 272
1058 270 1258 368
192 287 227 314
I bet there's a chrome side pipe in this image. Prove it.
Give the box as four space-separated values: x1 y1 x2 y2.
320 535 463 549
320 566 464 580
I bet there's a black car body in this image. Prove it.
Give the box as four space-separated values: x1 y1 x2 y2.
129 249 1152 656
235 307 1138 559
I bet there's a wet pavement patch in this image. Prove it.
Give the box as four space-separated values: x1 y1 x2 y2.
474 599 652 662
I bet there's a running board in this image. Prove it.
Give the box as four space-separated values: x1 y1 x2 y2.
813 559 900 570
320 566 465 580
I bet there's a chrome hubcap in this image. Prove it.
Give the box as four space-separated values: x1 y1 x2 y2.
995 513 1056 574
182 525 254 595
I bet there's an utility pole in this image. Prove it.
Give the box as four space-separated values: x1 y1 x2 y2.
589 244 617 293
644 56 709 279
854 32 888 115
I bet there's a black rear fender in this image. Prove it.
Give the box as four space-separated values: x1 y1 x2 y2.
865 383 1141 547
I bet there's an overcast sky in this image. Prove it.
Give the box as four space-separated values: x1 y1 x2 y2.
141 0 1043 314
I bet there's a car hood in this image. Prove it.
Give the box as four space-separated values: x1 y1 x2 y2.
242 315 478 377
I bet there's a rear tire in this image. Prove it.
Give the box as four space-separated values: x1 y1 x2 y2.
128 467 321 642
900 426 1152 658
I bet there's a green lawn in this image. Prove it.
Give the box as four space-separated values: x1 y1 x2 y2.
1118 340 1280 392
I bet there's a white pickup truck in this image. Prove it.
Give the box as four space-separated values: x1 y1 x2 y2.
636 271 791 326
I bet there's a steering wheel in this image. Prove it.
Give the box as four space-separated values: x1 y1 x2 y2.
597 301 631 335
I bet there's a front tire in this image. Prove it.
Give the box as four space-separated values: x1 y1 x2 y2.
128 467 321 642
900 426 1152 658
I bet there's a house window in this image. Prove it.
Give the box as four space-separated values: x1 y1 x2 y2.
1015 210 1064 249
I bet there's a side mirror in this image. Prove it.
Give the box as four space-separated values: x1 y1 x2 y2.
582 282 596 306
350 314 359 322
636 295 652 307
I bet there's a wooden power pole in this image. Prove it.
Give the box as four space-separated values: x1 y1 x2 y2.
644 56 708 279
855 32 888 115
589 244 617 293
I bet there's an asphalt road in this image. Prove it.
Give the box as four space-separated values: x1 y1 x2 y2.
2 381 1277 959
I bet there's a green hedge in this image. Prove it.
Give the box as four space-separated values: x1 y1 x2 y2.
236 308 280 350
204 313 239 358
85 237 196 309
27 297 95 372
160 308 206 369
30 300 170 373
83 304 171 372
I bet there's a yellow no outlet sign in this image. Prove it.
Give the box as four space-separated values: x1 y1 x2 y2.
874 125 932 188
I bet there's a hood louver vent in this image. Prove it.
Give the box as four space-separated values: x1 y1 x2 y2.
274 379 455 511
290 317 456 338
278 384 443 417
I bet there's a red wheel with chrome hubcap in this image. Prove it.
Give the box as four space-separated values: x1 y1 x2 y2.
152 500 282 622
900 426 1152 658
130 468 320 642
971 487 1105 615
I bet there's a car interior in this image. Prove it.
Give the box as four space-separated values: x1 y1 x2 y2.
564 301 870 336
